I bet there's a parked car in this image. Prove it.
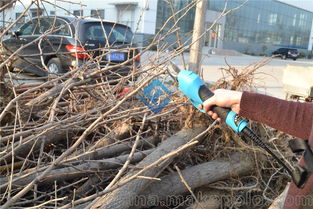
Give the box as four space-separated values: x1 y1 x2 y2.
2 16 140 77
272 48 298 60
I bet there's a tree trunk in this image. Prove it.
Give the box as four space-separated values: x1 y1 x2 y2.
90 127 208 209
138 153 254 208
0 149 153 192
65 137 158 163
0 128 77 164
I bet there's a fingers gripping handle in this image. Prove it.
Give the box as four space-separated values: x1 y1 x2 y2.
198 85 247 133
198 85 230 120
177 70 247 133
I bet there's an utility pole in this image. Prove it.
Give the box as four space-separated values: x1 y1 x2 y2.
189 0 208 73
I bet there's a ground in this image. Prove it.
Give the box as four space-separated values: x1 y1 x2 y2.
168 53 313 99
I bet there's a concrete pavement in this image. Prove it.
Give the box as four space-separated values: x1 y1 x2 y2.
167 52 313 99
199 55 312 99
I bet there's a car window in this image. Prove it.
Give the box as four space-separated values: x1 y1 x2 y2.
20 18 72 36
50 19 71 36
84 22 133 44
19 18 51 35
38 19 51 34
34 18 71 36
19 19 39 35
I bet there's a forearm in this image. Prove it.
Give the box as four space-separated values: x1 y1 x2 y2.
239 91 313 139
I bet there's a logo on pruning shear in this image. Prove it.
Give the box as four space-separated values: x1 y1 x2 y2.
137 79 171 114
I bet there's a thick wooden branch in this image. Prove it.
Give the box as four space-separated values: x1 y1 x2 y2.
138 153 255 208
90 127 208 209
75 152 255 209
0 128 77 164
0 149 153 192
65 137 158 163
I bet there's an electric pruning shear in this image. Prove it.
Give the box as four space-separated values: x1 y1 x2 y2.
167 62 308 188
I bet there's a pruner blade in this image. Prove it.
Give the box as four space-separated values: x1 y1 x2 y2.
167 61 181 81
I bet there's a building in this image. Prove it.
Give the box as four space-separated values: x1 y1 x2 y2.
1 0 158 43
2 0 313 55
208 0 313 54
0 0 15 28
156 0 313 55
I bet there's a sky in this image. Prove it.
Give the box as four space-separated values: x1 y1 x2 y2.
276 0 313 12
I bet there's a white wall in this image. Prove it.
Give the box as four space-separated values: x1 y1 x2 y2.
276 0 313 12
1 0 158 35
140 0 157 34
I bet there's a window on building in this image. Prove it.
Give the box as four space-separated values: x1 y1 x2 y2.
73 10 83 17
296 36 302 45
290 36 294 45
257 14 261 24
15 12 25 23
91 9 105 19
268 13 277 25
292 14 297 26
299 14 305 27
30 8 43 17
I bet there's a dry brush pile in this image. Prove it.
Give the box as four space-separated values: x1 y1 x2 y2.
0 0 298 209
0 52 296 209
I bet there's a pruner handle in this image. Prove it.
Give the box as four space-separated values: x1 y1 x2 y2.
177 70 246 133
198 85 230 121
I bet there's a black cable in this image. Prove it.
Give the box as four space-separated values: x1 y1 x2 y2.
241 127 308 188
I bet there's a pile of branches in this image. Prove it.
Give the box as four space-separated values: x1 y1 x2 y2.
0 0 296 208
0 50 295 209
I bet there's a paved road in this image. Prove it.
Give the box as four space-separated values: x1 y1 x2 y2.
167 53 313 99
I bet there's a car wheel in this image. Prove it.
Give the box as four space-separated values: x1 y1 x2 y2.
47 58 64 74
293 58 297 61
282 55 287 60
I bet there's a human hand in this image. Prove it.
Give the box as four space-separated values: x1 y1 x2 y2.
199 89 243 120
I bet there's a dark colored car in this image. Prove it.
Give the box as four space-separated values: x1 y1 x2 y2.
2 16 140 77
272 48 298 60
